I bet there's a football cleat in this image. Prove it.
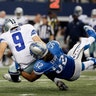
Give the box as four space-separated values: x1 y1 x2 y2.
56 81 68 91
3 73 21 82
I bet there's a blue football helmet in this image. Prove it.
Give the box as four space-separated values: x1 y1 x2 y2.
30 41 48 59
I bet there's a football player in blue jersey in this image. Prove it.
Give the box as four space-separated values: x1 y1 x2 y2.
20 25 96 90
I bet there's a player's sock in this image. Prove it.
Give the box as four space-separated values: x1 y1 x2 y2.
82 57 96 71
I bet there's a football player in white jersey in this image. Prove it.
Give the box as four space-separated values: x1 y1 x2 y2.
1 18 44 82
14 7 28 26
69 5 88 24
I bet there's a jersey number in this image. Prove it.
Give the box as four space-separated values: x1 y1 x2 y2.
12 32 25 51
49 0 61 10
52 55 67 74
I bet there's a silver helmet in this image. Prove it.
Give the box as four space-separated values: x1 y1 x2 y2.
30 41 48 59
14 7 23 18
91 9 96 16
3 18 19 32
74 6 83 16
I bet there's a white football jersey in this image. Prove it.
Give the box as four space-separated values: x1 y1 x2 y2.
0 24 37 68
14 16 28 26
89 18 96 30
69 14 88 24
34 23 41 31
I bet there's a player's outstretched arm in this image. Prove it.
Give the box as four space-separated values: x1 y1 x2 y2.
21 71 42 82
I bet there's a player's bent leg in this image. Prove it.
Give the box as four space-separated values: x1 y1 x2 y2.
70 37 95 60
67 42 80 57
83 26 96 50
70 48 84 81
70 60 81 81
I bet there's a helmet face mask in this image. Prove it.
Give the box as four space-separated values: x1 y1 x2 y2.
3 18 19 32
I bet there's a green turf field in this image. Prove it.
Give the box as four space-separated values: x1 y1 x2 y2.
0 67 96 96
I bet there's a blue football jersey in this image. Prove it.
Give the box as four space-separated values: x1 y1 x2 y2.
34 40 75 80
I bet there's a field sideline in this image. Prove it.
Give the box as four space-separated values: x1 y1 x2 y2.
0 67 96 96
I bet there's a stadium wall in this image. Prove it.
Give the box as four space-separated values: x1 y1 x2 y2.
0 2 96 16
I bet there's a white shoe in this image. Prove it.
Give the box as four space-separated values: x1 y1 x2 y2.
3 73 12 81
3 73 21 82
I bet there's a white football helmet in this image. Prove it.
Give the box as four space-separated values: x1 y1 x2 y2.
14 7 23 18
3 18 19 32
74 6 83 16
91 9 96 16
30 41 48 59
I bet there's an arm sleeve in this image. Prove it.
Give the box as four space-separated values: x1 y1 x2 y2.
27 24 38 38
0 34 7 43
33 61 45 75
33 61 52 75
31 29 38 38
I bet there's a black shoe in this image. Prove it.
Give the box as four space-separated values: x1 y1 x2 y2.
56 81 68 91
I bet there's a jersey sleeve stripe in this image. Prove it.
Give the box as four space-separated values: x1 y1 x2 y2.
0 38 5 42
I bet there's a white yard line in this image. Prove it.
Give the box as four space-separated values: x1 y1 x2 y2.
0 78 50 82
19 93 36 96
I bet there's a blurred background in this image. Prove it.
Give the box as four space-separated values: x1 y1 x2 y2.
0 0 96 66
